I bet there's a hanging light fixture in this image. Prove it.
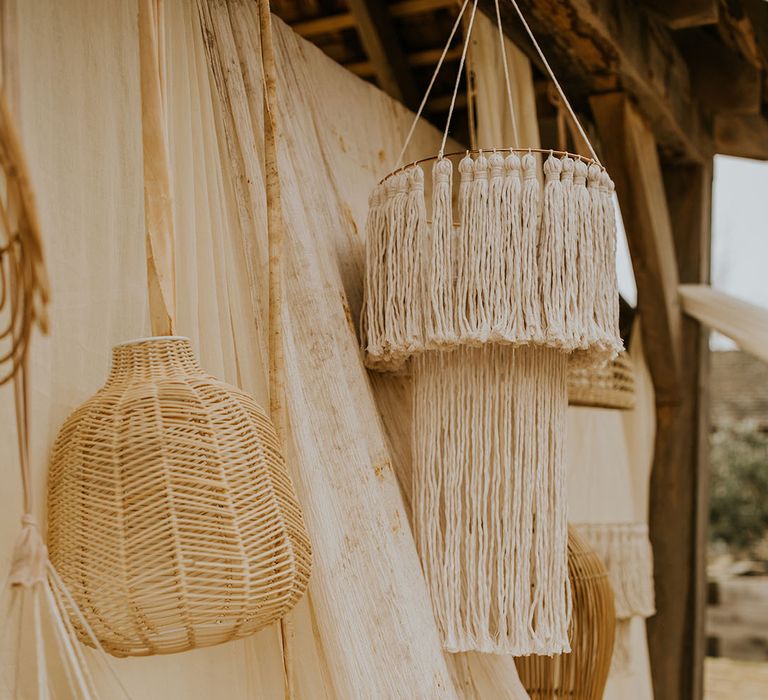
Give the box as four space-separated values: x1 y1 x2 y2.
360 0 622 654
45 0 311 657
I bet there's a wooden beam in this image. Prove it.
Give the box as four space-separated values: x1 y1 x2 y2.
345 46 463 78
591 92 683 402
645 0 719 29
346 0 420 110
675 30 762 115
482 0 711 164
594 91 712 700
714 113 768 159
291 0 456 38
656 163 711 700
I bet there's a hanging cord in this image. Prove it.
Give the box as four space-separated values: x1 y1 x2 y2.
394 0 471 168
463 11 477 151
505 0 601 165
493 0 519 146
438 0 478 158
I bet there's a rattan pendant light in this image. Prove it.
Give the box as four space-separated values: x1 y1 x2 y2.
514 527 616 700
568 351 636 409
46 0 311 657
360 0 622 655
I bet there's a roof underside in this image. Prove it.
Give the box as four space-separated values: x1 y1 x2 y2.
272 0 768 164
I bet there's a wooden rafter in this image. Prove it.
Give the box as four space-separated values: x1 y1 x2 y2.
291 0 457 39
482 0 712 163
345 46 463 79
591 92 683 403
644 0 719 29
345 0 420 110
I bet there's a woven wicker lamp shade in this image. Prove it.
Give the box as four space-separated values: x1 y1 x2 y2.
47 336 312 657
568 351 635 410
515 527 616 700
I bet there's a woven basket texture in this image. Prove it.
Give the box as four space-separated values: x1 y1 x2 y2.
515 527 616 700
47 336 311 657
568 351 635 410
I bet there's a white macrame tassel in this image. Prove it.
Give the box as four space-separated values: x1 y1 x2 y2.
468 152 491 341
487 151 506 340
413 344 571 655
560 156 579 347
539 155 565 342
362 184 386 360
601 173 621 342
404 166 426 350
520 153 541 341
573 159 592 353
456 154 475 339
382 173 409 364
427 158 455 346
587 163 605 346
501 152 523 340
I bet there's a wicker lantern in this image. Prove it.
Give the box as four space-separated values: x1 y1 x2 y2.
514 527 616 700
568 351 636 410
360 0 622 654
47 336 311 656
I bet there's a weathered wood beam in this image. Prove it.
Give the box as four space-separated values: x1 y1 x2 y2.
291 0 456 38
654 162 712 700
714 113 768 159
345 0 420 109
591 92 683 402
345 46 463 79
593 91 712 700
482 0 712 163
644 0 719 29
675 29 762 114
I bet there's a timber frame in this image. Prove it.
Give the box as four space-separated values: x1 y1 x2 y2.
271 1 767 698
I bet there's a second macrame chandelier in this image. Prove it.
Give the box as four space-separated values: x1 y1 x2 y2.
361 0 622 654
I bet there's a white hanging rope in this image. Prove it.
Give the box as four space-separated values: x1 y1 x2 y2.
494 0 519 146
439 0 479 158
394 0 471 169
505 0 601 164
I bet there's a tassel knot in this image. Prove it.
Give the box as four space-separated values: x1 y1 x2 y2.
9 515 48 588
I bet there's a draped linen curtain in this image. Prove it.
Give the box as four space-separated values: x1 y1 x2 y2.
1 0 533 697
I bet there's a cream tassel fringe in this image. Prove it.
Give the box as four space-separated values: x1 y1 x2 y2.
574 522 656 672
413 345 571 655
362 154 622 369
520 153 541 342
427 158 455 346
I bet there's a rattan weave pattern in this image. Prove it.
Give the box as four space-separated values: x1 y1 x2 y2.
515 527 616 700
568 351 635 410
47 336 311 657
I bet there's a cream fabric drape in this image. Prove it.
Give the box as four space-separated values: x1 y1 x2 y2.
1 0 530 697
469 11 540 149
680 284 768 363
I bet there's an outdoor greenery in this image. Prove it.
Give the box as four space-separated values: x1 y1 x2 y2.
709 423 768 558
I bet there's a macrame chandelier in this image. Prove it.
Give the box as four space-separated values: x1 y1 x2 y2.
361 0 622 654
575 522 655 669
514 527 616 699
46 0 311 657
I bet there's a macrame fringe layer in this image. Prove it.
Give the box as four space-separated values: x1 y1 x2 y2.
574 521 656 673
413 344 571 655
361 152 622 372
